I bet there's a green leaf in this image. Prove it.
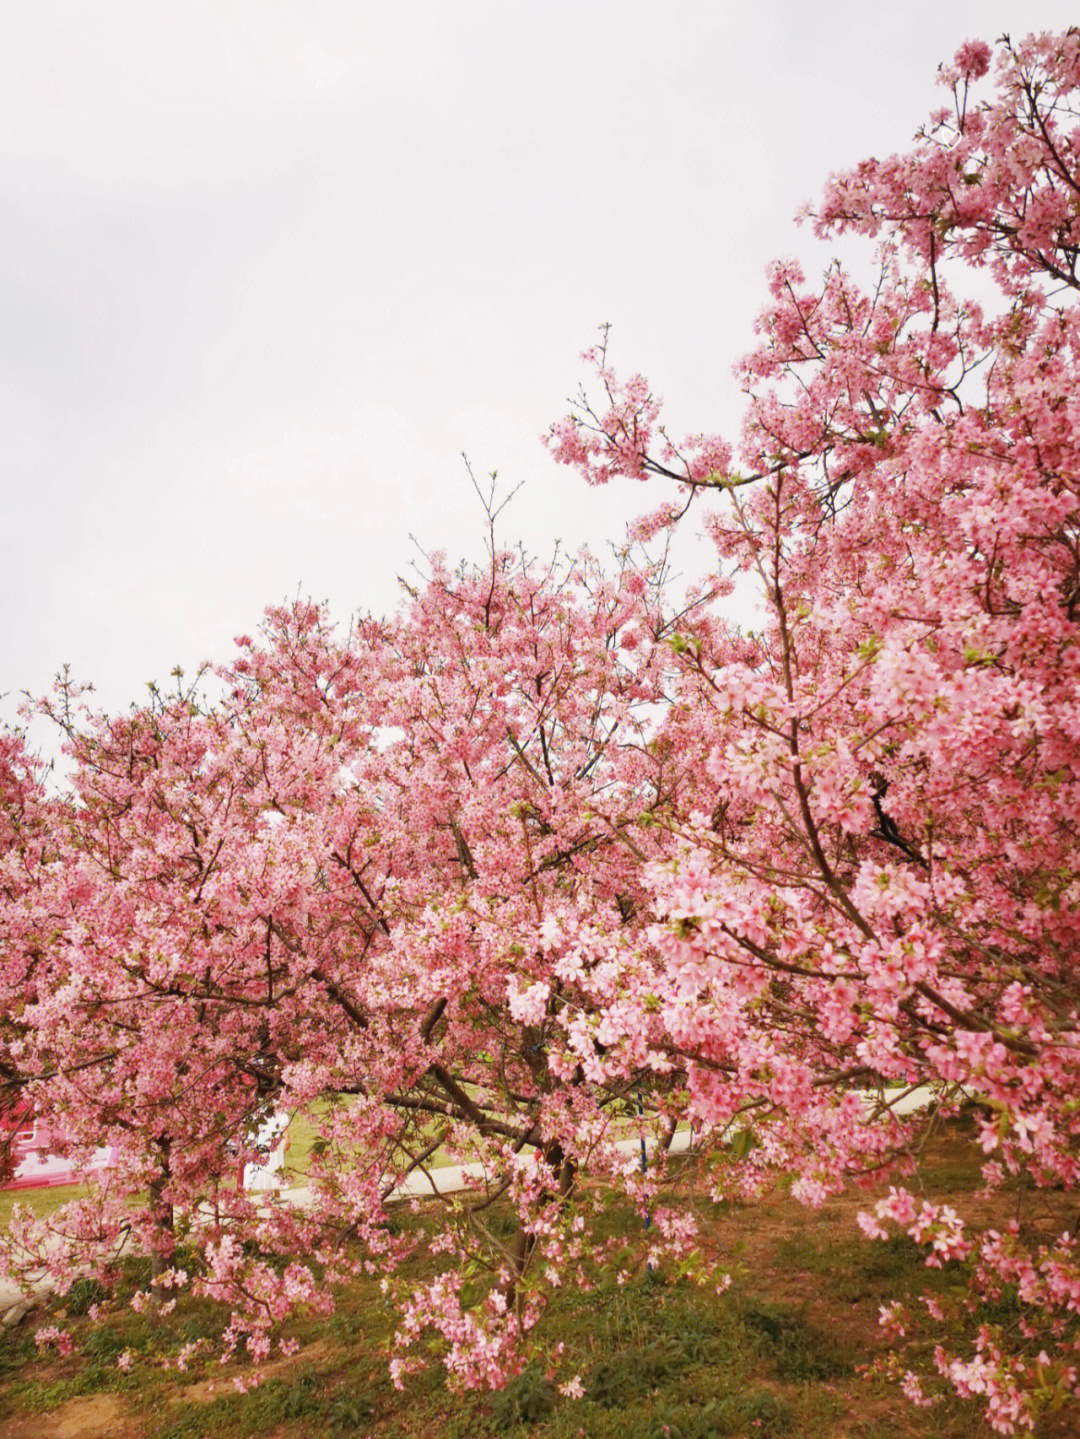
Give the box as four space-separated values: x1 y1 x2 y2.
731 1127 756 1161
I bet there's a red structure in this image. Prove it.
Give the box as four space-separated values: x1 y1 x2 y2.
1 1109 116 1191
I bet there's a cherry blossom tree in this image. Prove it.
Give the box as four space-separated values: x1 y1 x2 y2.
547 29 1080 1433
1 543 722 1384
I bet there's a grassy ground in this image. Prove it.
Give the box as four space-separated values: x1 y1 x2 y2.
1 1128 1076 1438
0 1182 88 1230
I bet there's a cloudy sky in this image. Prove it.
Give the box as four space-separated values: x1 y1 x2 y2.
3 1 1077 748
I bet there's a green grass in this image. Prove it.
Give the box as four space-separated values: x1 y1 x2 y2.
2 1247 845 1439
6 1125 1075 1438
1 1172 1021 1439
0 1181 94 1228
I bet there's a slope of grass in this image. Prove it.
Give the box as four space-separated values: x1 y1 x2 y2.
3 1125 1078 1438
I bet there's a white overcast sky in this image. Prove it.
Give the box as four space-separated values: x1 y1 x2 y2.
3 2 1077 747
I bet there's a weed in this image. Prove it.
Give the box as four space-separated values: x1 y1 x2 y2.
488 1365 557 1429
617 1388 792 1438
328 1386 377 1429
737 1299 853 1381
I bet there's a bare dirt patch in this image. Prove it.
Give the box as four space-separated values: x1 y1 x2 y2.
0 1393 133 1439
